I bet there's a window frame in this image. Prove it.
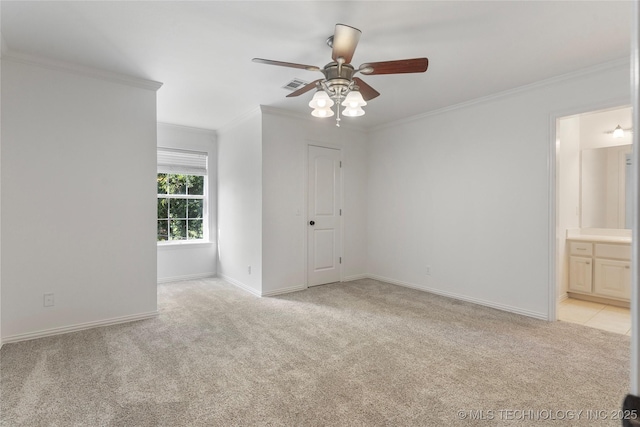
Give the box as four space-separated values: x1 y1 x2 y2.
157 148 209 245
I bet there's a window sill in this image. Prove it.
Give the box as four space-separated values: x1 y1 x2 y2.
157 241 214 250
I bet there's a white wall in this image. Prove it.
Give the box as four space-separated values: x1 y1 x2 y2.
261 109 368 295
217 111 263 295
0 29 4 348
1 57 160 340
556 115 581 298
366 62 630 319
216 108 367 297
157 123 217 283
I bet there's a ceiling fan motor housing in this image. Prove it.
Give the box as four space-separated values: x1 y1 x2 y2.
322 62 356 97
323 62 355 81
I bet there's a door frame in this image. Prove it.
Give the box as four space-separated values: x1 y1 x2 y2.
631 3 639 393
548 97 630 322
304 141 344 289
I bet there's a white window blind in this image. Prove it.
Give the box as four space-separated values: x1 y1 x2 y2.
157 148 207 175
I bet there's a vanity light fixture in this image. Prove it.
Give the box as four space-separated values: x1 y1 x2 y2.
613 125 624 138
606 125 633 138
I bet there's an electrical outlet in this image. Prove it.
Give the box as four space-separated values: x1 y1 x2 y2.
248 266 252 275
44 293 54 307
426 265 432 276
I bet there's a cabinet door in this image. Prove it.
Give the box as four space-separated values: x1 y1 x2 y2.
594 259 631 300
569 256 593 293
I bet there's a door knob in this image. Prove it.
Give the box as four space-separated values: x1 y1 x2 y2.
309 220 315 226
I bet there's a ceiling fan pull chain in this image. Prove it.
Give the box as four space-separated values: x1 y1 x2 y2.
336 103 341 127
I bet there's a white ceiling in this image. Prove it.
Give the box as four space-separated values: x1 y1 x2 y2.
1 1 632 131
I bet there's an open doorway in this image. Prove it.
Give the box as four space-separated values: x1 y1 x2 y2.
555 105 632 335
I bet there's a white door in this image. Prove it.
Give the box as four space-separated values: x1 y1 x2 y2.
307 145 341 287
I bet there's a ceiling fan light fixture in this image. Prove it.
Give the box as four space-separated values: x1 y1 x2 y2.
613 125 624 138
254 23 429 127
309 90 334 109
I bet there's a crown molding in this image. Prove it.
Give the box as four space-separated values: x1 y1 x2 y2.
372 57 631 133
217 104 368 136
217 106 263 135
260 105 311 122
158 122 217 137
3 49 163 92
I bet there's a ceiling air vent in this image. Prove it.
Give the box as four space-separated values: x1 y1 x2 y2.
282 79 308 91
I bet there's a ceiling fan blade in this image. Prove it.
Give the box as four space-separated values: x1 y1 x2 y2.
359 58 429 75
353 77 380 101
252 58 320 72
286 79 323 98
331 24 361 64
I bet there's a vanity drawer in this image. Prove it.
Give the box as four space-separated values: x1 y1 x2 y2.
570 241 593 256
595 243 631 260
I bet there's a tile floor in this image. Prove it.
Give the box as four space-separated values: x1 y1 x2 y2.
558 297 631 335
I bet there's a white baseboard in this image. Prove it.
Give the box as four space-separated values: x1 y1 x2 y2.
157 272 216 284
262 284 306 297
342 274 368 282
197 274 305 297
367 274 548 320
218 274 261 297
557 292 569 303
1 311 159 345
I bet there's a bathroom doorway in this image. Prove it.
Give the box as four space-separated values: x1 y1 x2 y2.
554 105 632 335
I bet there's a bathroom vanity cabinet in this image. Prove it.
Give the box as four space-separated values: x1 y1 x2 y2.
568 239 631 303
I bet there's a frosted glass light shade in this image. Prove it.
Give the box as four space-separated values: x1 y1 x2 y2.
613 125 624 138
311 107 334 118
309 90 334 109
341 90 367 108
342 106 365 117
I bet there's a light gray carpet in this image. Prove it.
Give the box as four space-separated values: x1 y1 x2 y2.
0 278 630 426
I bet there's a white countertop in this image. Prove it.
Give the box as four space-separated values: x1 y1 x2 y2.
567 235 631 244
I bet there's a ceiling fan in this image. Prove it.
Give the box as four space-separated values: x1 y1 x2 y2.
253 24 429 126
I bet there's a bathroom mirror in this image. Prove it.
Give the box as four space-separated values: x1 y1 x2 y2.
581 144 632 229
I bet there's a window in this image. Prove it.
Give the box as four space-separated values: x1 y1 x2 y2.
157 149 207 243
